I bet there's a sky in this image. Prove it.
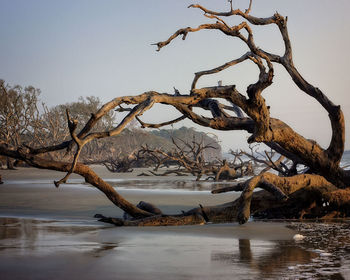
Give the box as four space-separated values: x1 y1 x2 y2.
1 0 350 152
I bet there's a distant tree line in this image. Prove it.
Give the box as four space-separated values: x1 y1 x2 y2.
0 80 221 169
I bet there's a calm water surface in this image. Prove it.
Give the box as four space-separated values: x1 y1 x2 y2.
1 163 350 279
0 217 349 280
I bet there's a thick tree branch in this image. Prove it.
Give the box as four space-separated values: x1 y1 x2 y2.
174 103 255 132
54 109 83 187
0 144 152 219
281 62 345 164
136 115 186 129
236 173 336 224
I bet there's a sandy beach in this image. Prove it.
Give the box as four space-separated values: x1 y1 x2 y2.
1 167 349 279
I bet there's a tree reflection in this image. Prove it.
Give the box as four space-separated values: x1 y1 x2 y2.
0 217 107 253
211 238 318 278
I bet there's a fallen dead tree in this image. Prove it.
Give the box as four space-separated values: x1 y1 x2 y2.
137 138 261 181
1 0 350 226
229 145 297 176
138 137 222 180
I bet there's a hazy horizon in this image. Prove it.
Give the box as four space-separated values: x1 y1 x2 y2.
1 0 350 152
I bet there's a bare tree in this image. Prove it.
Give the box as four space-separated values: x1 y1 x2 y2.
0 80 41 168
101 149 139 173
137 136 257 181
1 1 350 225
139 136 221 180
229 145 294 176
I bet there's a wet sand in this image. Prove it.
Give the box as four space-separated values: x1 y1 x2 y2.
0 167 349 279
0 166 239 219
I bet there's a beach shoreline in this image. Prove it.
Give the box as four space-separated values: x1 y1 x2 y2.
1 166 349 279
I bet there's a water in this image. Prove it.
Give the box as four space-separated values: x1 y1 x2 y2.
0 217 349 279
1 161 350 279
341 151 350 170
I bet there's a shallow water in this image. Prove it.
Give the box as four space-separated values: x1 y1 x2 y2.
0 217 349 280
286 221 350 279
1 168 350 279
3 176 244 192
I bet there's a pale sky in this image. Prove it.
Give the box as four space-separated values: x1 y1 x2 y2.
1 0 350 152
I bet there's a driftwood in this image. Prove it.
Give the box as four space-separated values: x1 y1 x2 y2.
1 1 350 226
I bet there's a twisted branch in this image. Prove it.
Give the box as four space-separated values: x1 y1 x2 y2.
136 115 186 128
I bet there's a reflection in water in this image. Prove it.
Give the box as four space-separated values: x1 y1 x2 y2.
211 221 350 279
212 239 318 279
238 239 253 261
0 217 113 254
1 217 349 279
89 242 118 258
288 221 350 279
106 178 241 191
0 217 46 252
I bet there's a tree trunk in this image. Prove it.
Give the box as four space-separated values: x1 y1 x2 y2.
6 157 15 170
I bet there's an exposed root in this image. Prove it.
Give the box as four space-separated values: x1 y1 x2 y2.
213 173 338 224
94 173 350 227
95 213 206 226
